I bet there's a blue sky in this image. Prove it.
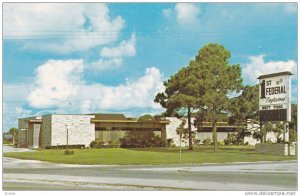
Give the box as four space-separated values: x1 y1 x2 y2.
3 3 298 131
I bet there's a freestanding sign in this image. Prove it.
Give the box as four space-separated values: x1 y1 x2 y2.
258 71 293 122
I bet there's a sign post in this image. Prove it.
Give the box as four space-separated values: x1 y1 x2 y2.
258 71 292 154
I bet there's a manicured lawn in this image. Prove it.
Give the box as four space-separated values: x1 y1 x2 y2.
3 146 296 165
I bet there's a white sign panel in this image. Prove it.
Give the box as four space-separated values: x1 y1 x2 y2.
258 72 292 122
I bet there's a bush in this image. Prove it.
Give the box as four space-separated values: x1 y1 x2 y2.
202 138 212 146
120 131 165 148
224 133 244 145
90 139 105 148
166 138 174 147
64 150 74 155
107 140 120 148
46 144 85 149
193 139 201 147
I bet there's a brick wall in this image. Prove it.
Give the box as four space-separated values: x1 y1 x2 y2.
255 143 296 155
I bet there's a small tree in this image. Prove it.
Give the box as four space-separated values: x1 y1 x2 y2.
9 127 18 144
155 65 199 150
229 85 262 144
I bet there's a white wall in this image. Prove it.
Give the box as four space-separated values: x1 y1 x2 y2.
51 115 95 147
166 117 197 146
166 117 282 146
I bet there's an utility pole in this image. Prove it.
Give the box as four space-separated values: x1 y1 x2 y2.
179 131 182 164
65 125 69 151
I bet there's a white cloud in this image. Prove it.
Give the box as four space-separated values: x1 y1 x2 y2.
175 3 200 25
89 33 136 70
242 55 297 84
89 58 123 71
3 3 124 53
27 59 165 113
78 67 164 112
100 33 136 58
28 59 84 108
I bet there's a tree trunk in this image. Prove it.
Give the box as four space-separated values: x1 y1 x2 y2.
212 120 218 153
187 107 193 150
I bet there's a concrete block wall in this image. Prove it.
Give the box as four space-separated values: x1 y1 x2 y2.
51 115 95 147
255 143 285 155
18 119 29 147
256 143 297 156
41 115 52 148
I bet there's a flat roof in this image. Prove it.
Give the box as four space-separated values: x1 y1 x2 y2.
91 119 170 124
91 113 127 121
257 71 293 79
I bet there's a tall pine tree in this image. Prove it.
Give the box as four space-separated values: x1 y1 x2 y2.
192 43 243 152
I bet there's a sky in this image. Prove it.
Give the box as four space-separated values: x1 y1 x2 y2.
2 2 298 131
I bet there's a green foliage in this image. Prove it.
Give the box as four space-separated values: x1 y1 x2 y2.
46 144 85 149
228 85 259 124
8 127 18 143
155 43 243 152
90 139 105 148
119 131 164 148
166 138 175 147
138 114 155 122
9 127 18 135
224 133 237 145
193 139 201 146
202 138 213 146
90 139 120 148
176 119 191 143
154 61 200 150
289 128 297 142
192 43 243 152
289 104 297 142
64 150 74 155
107 140 120 148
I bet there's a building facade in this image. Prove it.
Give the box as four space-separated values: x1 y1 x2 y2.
17 113 279 148
17 114 169 148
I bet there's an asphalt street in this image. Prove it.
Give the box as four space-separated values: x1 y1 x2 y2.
2 146 298 191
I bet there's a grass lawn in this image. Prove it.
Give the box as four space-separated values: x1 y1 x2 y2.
3 146 296 165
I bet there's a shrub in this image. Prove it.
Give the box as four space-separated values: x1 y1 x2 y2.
90 139 105 148
193 139 201 147
107 140 120 148
46 144 85 149
119 131 165 148
224 133 244 145
202 138 212 146
166 139 174 147
64 150 74 155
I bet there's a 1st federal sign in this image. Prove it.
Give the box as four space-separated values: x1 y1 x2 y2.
258 71 292 122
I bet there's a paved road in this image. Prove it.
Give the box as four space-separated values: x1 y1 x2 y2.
3 146 298 191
